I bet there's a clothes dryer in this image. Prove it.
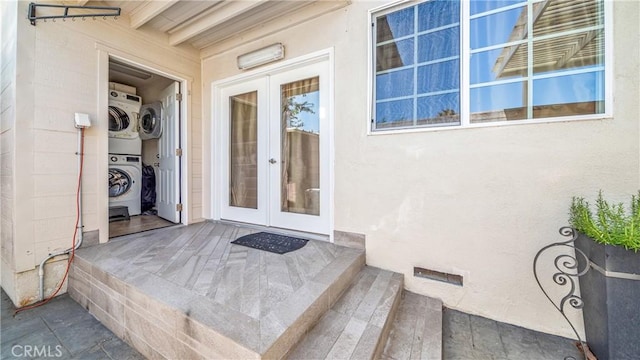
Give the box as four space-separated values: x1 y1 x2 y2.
108 90 141 139
109 90 142 155
108 154 142 216
139 102 163 140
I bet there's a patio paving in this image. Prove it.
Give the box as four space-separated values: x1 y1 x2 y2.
2 287 582 360
1 289 143 359
442 308 583 360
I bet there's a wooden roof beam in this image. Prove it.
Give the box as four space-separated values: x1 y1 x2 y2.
130 0 180 29
169 0 269 46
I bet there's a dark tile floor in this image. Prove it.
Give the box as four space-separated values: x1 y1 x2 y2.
443 308 583 360
2 288 583 360
1 290 143 360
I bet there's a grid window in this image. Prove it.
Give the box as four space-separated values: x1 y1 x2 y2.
372 0 607 131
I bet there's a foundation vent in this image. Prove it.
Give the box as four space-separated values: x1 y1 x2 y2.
414 267 463 286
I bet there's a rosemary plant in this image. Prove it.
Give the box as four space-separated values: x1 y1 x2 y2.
569 191 640 251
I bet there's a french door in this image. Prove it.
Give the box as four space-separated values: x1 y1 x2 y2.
219 60 330 235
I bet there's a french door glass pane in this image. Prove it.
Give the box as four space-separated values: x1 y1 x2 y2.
280 77 320 216
229 91 258 209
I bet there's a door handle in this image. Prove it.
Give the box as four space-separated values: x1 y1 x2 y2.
269 158 277 164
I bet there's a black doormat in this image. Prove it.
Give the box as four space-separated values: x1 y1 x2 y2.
231 232 308 254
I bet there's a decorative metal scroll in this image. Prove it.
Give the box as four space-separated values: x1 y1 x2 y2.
28 3 121 26
533 227 590 360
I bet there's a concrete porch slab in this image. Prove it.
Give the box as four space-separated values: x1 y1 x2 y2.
69 221 365 359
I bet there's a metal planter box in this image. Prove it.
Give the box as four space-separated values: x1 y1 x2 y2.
575 232 640 360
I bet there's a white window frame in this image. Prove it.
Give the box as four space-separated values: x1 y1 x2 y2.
367 0 613 135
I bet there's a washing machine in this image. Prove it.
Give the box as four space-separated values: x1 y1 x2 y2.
109 90 142 155
108 154 142 216
139 102 163 140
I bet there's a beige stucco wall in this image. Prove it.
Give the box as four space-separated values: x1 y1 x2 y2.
2 1 203 306
201 0 640 338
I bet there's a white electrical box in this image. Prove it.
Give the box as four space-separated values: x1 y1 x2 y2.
74 113 91 128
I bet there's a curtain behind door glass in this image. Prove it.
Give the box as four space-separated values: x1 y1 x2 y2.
230 91 258 209
280 77 320 216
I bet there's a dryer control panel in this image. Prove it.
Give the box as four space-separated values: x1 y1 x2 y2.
109 155 141 165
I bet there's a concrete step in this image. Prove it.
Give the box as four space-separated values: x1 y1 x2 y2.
67 222 366 359
381 291 443 360
286 266 404 359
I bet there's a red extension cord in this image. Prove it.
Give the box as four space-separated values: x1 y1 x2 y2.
15 128 85 314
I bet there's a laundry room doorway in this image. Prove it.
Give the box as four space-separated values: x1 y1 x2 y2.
107 58 183 238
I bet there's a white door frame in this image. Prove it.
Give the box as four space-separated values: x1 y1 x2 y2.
211 48 335 239
97 44 191 243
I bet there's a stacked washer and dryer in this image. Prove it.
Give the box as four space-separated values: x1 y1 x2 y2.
108 89 143 217
108 84 163 218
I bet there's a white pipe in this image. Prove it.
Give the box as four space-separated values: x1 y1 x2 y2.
38 128 85 301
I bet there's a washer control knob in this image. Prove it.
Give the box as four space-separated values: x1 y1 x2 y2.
110 156 117 162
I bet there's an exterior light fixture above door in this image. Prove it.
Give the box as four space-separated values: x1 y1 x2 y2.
237 43 285 70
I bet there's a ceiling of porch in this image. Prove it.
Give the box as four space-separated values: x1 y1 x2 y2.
83 0 349 50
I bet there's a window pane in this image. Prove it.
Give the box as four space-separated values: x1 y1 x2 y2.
533 31 604 75
470 81 528 123
471 44 527 84
417 60 459 94
470 6 526 50
418 27 459 63
532 0 603 38
376 99 414 129
372 0 607 129
376 69 414 99
418 0 459 31
470 0 524 16
417 93 460 126
281 77 321 216
533 72 604 118
377 7 414 43
377 38 414 72
229 91 258 209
